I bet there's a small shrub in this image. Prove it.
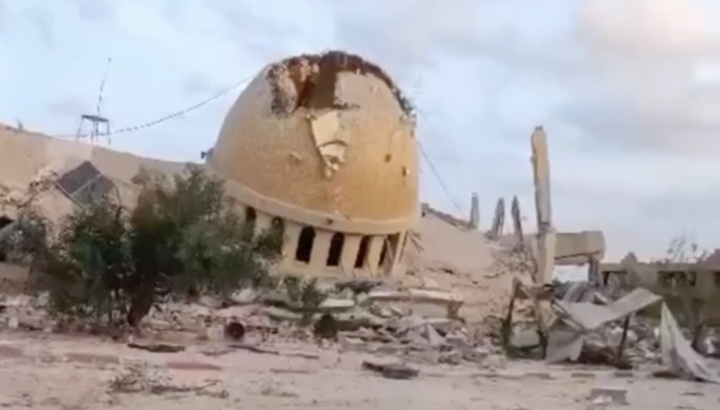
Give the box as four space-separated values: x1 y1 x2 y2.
281 275 328 324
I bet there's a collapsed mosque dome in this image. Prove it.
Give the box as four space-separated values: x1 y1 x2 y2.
206 50 419 278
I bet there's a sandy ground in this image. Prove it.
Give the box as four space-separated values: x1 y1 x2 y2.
0 330 717 410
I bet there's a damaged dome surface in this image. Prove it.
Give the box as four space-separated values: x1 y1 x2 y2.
206 50 419 279
208 50 419 227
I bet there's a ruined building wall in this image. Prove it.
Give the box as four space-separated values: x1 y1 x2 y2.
0 124 185 223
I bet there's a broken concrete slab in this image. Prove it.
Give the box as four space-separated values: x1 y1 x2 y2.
589 386 628 405
367 288 463 318
659 303 720 383
263 307 304 322
547 288 661 364
422 323 444 347
553 288 661 331
361 361 419 380
317 298 355 312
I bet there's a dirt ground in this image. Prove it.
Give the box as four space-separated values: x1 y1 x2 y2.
0 331 717 410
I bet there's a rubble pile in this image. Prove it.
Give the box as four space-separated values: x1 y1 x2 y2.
400 211 528 323
1 217 718 382
143 280 504 367
0 278 506 367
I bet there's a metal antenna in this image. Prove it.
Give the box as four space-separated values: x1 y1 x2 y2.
76 57 113 144
95 57 112 118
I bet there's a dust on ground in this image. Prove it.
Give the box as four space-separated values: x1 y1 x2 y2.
0 330 717 410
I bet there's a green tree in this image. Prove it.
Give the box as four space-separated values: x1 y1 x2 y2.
28 164 283 327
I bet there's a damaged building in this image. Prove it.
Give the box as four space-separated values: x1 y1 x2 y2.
0 123 185 261
205 51 420 278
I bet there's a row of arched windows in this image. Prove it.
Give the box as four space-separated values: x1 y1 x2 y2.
242 206 401 271
295 227 375 268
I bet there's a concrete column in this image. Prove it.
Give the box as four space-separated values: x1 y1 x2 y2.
279 223 302 271
340 235 361 275
469 192 479 229
366 236 385 276
310 230 332 270
255 212 272 232
386 233 406 277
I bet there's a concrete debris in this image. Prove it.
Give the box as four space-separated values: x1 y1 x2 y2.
109 362 228 398
127 342 185 353
547 287 720 383
317 297 356 312
659 303 720 383
2 271 719 387
361 361 419 380
547 288 661 364
366 288 463 319
588 386 628 406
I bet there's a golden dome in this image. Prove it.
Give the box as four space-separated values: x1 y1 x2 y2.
208 51 419 234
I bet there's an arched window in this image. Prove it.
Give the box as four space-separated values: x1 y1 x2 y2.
326 233 345 267
295 227 316 263
0 216 14 262
244 207 257 234
354 236 371 268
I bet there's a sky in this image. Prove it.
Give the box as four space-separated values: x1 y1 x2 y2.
2 0 720 261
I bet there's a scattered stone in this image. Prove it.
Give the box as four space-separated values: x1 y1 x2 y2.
334 310 386 331
613 370 634 378
317 298 355 312
231 343 319 360
651 369 680 379
313 313 338 340
438 350 463 365
229 288 258 305
681 391 704 397
223 321 245 341
510 328 540 348
197 296 224 309
338 334 366 352
127 343 185 354
571 372 596 379
462 347 491 362
264 306 303 322
335 279 382 295
588 387 628 406
444 329 469 348
362 361 419 380
524 371 553 380
423 323 444 347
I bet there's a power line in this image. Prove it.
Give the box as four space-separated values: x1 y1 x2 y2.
57 70 467 217
414 109 466 215
417 139 465 214
66 74 255 139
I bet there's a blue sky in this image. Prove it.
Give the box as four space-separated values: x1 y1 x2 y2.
2 0 720 261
